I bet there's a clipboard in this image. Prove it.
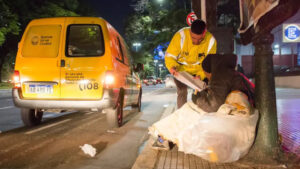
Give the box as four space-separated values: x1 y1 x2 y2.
174 71 206 91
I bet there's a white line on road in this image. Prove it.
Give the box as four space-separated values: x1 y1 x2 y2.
0 106 14 110
143 88 164 96
25 119 71 135
43 114 57 118
85 111 96 115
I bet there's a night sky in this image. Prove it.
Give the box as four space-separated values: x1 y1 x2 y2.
87 0 134 36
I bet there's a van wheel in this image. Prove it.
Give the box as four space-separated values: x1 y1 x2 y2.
21 108 43 126
106 89 124 128
132 88 142 112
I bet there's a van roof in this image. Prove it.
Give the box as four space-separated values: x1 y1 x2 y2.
28 17 107 25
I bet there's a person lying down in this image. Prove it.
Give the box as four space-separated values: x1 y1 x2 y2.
148 54 258 163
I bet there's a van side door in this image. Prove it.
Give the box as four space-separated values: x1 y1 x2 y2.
60 18 107 99
113 36 132 106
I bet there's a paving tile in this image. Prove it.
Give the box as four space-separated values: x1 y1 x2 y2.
156 151 166 169
177 151 184 169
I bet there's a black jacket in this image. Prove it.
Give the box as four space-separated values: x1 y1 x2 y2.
192 54 255 112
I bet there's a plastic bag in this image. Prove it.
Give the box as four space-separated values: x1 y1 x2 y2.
178 110 258 162
149 91 258 163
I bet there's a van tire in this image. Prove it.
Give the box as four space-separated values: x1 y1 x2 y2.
132 88 142 112
21 108 43 126
106 89 124 128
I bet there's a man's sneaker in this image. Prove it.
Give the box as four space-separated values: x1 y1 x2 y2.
151 137 170 151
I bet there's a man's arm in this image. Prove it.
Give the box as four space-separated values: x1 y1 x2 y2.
165 32 181 74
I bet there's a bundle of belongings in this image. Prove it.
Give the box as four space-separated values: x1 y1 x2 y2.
149 54 258 163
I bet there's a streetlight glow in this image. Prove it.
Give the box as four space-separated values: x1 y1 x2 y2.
133 42 141 51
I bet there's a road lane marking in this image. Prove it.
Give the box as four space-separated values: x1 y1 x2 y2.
0 106 14 110
25 119 71 135
143 88 164 96
86 111 95 115
43 114 57 118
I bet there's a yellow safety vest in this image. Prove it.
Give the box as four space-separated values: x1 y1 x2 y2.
165 27 217 80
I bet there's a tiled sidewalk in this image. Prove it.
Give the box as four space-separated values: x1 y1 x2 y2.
277 98 300 156
155 147 279 169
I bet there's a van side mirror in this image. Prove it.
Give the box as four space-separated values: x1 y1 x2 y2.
134 63 144 72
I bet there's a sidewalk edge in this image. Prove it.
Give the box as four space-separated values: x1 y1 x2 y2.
131 103 175 169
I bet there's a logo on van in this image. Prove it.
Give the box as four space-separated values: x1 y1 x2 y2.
31 36 39 45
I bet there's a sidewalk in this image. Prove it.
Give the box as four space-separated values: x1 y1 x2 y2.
132 97 300 169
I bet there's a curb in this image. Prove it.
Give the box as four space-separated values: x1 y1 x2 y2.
132 103 175 169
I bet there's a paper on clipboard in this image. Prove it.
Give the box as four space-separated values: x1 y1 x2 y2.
174 72 206 91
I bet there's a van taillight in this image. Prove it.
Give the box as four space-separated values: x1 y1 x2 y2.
104 71 115 88
13 70 21 88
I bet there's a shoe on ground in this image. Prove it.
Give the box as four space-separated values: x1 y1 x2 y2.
151 139 170 151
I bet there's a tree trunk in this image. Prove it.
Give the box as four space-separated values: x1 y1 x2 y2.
241 32 280 165
205 0 217 30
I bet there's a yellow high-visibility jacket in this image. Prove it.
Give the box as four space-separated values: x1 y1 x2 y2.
165 27 217 80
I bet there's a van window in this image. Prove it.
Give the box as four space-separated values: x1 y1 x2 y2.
22 25 61 58
116 37 129 65
116 37 125 62
66 25 104 57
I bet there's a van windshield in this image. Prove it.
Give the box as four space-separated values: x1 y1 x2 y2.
66 25 104 57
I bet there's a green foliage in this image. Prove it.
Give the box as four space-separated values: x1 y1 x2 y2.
1 51 15 81
38 2 79 17
0 0 96 82
125 0 189 76
0 0 20 46
0 82 13 89
0 32 4 46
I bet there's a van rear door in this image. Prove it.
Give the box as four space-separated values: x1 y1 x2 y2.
18 19 64 99
60 18 108 99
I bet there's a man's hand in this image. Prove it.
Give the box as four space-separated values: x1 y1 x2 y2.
193 75 201 80
170 67 178 76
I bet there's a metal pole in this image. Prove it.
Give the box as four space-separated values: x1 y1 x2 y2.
201 0 206 22
243 32 280 164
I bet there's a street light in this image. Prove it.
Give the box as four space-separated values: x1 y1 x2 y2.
157 0 163 6
132 42 141 52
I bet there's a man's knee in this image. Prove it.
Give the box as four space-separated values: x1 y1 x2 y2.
177 88 187 96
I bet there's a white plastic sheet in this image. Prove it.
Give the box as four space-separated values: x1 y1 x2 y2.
149 91 258 163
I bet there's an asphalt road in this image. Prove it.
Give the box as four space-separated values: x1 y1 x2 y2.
0 84 177 169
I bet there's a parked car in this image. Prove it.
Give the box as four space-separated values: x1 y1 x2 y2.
143 76 157 85
156 77 163 84
165 74 176 88
13 17 143 128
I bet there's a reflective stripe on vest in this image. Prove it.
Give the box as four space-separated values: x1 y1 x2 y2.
165 53 177 59
177 61 201 66
179 29 186 50
207 37 216 54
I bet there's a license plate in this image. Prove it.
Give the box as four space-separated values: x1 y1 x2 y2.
28 84 53 94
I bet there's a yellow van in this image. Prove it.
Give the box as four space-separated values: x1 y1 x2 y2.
13 17 143 127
